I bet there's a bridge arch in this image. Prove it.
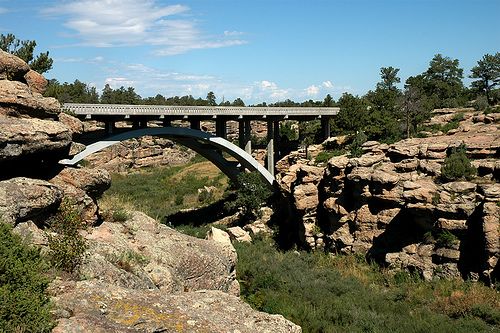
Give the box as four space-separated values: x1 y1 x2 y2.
59 127 275 186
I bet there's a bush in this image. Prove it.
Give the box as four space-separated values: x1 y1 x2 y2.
47 200 87 273
436 230 459 248
349 131 367 157
112 208 130 222
473 96 489 111
314 149 345 164
0 222 55 332
224 172 272 219
441 144 476 181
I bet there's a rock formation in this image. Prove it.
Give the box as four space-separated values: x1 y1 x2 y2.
278 108 499 283
0 51 300 332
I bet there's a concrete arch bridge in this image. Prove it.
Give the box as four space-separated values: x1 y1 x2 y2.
60 103 339 186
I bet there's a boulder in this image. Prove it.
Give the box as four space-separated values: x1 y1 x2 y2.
0 177 62 225
50 280 301 333
50 167 111 198
58 112 84 136
0 80 60 118
0 114 71 169
81 212 239 295
0 49 30 81
24 69 48 94
227 226 252 242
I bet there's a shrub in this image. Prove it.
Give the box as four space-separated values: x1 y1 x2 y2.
349 131 367 157
0 222 55 332
224 172 272 219
314 149 345 164
47 200 87 273
108 250 149 273
441 144 476 181
473 96 489 111
436 231 459 248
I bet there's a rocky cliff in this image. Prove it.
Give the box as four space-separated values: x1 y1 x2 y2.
278 108 499 283
0 51 300 332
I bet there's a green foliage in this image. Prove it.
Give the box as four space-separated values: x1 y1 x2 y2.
436 231 459 248
236 237 499 333
314 149 345 164
279 121 298 141
102 157 228 219
224 172 272 219
112 208 130 222
0 33 53 73
0 222 55 332
333 93 368 134
470 52 500 104
108 250 149 273
44 79 99 103
349 131 367 157
47 200 87 273
432 192 441 205
472 95 489 111
441 144 476 181
100 84 141 104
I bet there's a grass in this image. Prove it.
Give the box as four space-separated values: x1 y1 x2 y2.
100 155 228 221
235 236 500 333
314 149 346 164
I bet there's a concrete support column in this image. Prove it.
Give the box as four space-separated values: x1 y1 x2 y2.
238 120 245 148
216 119 227 139
266 121 274 177
190 119 200 130
244 120 252 154
162 118 171 127
104 121 115 135
132 120 140 129
139 120 148 129
321 117 331 141
273 120 280 159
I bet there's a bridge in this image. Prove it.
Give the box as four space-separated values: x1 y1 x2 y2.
60 103 339 186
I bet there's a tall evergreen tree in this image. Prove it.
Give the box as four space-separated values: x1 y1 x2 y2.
0 33 53 74
470 52 500 104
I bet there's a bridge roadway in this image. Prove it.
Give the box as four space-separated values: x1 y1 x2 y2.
62 103 339 185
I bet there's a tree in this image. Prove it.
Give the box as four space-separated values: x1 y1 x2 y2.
424 54 465 107
399 86 426 138
334 93 367 134
377 66 401 91
232 97 245 106
206 91 217 106
470 52 500 104
0 33 53 74
323 94 334 107
44 79 99 103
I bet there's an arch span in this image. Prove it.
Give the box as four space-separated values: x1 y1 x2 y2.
59 127 275 186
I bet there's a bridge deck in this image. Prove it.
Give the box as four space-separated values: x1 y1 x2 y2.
63 103 339 120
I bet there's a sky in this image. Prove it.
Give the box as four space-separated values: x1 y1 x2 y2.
1 0 499 104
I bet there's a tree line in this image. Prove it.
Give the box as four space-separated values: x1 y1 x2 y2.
1 34 499 143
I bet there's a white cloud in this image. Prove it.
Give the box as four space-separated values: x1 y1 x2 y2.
305 85 320 96
104 77 135 88
260 80 278 90
43 0 246 55
322 80 333 88
0 7 8 14
224 30 244 36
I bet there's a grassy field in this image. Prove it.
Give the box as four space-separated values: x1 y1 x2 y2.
99 155 229 222
100 160 500 333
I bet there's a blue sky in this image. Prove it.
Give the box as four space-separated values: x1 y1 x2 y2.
1 0 499 104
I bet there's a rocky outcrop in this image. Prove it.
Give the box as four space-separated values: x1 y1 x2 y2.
83 135 195 172
80 212 239 294
277 108 500 282
50 280 301 333
0 177 62 225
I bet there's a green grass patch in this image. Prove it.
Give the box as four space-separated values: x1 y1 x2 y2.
235 237 500 333
314 149 345 164
100 155 228 220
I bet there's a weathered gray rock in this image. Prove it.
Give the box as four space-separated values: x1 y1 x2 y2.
50 280 301 333
51 167 111 198
81 212 239 295
0 50 30 81
0 114 71 164
0 177 62 225
0 80 60 118
24 69 48 94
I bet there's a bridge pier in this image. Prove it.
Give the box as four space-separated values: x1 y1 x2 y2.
215 119 227 139
238 119 252 154
162 118 172 127
190 119 201 130
321 116 331 140
104 121 115 135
